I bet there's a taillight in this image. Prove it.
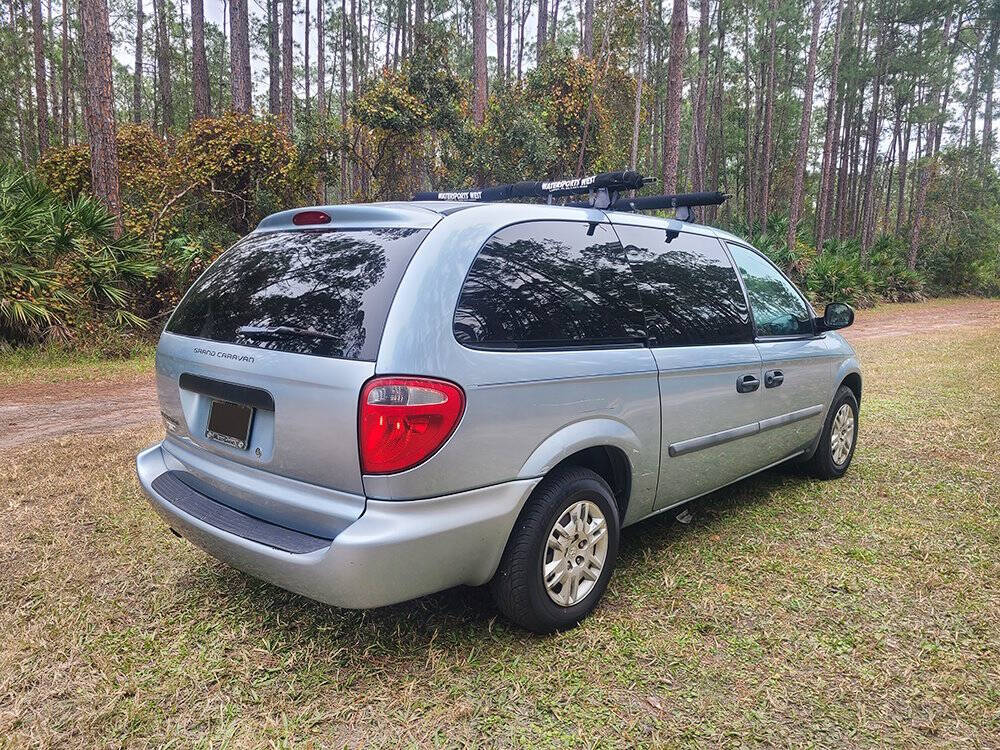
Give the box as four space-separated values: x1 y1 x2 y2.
359 377 465 474
292 210 331 225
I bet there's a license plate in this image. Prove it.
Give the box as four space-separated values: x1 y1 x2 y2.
205 400 254 450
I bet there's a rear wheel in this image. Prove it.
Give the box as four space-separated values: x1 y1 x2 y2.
807 385 859 479
491 466 620 633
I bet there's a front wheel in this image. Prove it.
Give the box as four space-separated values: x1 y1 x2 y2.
807 385 859 479
490 466 620 633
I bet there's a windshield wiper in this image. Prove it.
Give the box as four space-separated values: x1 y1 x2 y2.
237 325 341 341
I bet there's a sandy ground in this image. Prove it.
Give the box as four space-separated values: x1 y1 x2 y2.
2 298 999 452
0 375 159 452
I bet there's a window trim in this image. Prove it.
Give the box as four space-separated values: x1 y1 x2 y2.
724 241 819 342
452 218 648 352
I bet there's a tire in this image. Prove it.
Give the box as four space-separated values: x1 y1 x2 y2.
490 466 620 634
807 385 859 479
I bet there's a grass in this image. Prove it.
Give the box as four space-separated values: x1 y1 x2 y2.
2 314 999 748
0 343 155 387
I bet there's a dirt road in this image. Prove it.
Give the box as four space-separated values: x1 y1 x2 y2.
3 298 998 452
0 376 159 452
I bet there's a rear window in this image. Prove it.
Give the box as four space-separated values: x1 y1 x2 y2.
453 220 645 348
166 228 427 361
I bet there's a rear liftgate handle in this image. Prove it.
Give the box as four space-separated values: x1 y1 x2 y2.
737 374 761 393
764 369 785 388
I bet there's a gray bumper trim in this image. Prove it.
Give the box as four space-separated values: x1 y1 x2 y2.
151 471 332 554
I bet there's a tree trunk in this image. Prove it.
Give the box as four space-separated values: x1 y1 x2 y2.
549 0 559 44
268 0 279 114
229 0 251 113
743 0 753 226
660 0 686 194
60 0 69 143
909 14 953 270
706 0 724 221
191 0 211 118
472 0 487 124
340 0 348 198
281 0 293 130
31 0 49 154
757 0 777 231
859 21 889 258
79 0 121 231
786 0 822 254
687 0 709 194
982 19 998 165
178 0 189 93
153 0 172 131
47 0 60 137
583 0 593 55
629 0 648 170
317 0 325 116
896 110 911 233
815 0 845 253
304 0 310 116
132 0 143 122
518 0 530 81
496 0 505 81
968 40 980 147
536 0 547 64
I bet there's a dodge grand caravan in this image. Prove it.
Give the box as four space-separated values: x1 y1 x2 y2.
136 174 861 633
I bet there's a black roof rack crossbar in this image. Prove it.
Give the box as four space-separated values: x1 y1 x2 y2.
412 171 728 221
608 191 727 212
413 170 651 204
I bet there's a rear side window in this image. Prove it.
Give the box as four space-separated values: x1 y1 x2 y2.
615 225 752 346
453 220 645 348
166 228 428 361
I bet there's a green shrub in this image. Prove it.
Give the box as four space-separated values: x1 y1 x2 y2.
805 252 877 307
0 164 156 346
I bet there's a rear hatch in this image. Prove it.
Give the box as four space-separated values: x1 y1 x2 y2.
154 206 436 533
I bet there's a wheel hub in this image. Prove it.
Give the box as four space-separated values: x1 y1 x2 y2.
830 403 855 466
542 499 609 607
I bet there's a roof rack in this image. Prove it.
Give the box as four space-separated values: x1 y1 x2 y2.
412 170 728 222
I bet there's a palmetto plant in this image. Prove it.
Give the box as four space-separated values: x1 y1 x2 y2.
0 164 156 343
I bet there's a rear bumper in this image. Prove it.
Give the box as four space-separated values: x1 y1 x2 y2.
136 442 538 608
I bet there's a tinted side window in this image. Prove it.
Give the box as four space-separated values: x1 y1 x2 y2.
615 225 752 346
727 244 814 337
453 221 645 348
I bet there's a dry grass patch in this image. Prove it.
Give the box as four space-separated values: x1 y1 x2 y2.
1 324 999 748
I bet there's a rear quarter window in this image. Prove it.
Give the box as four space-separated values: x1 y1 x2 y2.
453 220 645 348
166 228 428 361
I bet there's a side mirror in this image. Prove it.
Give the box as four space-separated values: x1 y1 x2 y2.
819 302 854 331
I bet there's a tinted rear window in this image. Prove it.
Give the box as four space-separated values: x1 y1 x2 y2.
166 228 427 360
615 225 752 346
453 220 645 348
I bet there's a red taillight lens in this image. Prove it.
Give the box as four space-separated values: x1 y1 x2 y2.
292 210 332 225
359 377 465 474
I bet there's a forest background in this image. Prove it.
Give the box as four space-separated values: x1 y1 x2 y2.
2 0 999 352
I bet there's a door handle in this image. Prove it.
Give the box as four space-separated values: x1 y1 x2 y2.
765 369 784 388
736 374 760 393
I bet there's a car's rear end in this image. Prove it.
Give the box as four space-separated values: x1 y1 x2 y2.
136 203 536 607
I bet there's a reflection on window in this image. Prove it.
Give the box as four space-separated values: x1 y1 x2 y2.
616 226 752 347
167 228 428 360
454 221 645 347
727 244 813 337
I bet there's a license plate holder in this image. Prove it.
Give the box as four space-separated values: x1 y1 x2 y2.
205 399 255 450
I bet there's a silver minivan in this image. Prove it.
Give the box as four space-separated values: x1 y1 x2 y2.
136 177 861 632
